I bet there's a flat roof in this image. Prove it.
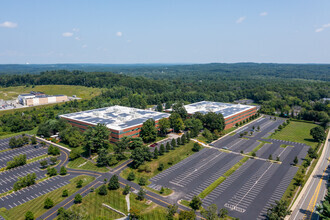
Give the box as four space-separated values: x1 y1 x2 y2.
59 105 170 131
184 101 255 119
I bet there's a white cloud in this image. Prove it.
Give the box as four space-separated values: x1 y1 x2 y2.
116 31 123 37
315 23 330 32
75 36 81 41
62 32 73 37
260 12 268 16
0 21 18 28
72 28 79 32
82 44 87 48
236 16 246 24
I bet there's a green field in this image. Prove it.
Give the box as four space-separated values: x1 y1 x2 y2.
0 85 102 100
67 186 167 220
0 175 95 220
67 157 109 173
270 121 319 147
121 141 196 184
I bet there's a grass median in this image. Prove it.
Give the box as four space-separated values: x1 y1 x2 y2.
67 157 109 173
0 175 95 220
199 157 249 199
121 141 196 189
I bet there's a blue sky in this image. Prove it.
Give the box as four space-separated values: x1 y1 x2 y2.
0 0 329 64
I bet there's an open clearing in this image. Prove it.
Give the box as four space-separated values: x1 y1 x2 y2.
0 85 102 100
270 121 319 147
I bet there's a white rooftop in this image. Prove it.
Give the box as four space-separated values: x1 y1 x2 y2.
184 101 255 119
59 105 170 131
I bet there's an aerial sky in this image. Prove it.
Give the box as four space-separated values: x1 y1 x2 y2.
0 0 329 64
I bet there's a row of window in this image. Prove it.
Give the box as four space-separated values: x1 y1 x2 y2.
225 108 256 123
227 111 255 125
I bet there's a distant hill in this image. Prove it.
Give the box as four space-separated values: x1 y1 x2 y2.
0 63 329 81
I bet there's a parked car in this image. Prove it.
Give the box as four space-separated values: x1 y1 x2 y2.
150 143 158 148
222 146 229 150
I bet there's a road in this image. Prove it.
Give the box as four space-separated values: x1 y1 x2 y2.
290 132 330 220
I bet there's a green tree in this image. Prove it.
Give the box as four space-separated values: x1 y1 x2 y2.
30 136 37 145
184 118 203 137
201 204 219 220
204 112 225 132
40 160 48 168
166 142 171 152
62 189 69 197
137 188 146 200
44 198 54 209
115 136 130 160
108 175 120 190
69 148 80 160
76 179 83 188
158 118 170 136
166 204 178 220
98 185 108 195
153 147 159 159
159 144 165 155
47 167 57 177
156 103 163 112
171 138 177 148
293 156 298 165
60 166 67 175
190 195 202 210
179 210 196 220
310 126 326 142
123 184 131 195
139 177 147 186
157 162 165 170
202 129 213 142
268 154 273 160
218 208 228 218
74 194 82 204
127 171 136 181
128 137 144 150
170 113 185 132
50 156 57 164
192 143 201 152
172 102 188 119
266 200 291 220
140 118 157 143
84 123 110 156
131 146 153 168
25 211 34 220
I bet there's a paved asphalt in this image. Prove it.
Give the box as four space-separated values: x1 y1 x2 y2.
150 148 243 200
0 117 316 220
0 144 48 168
291 136 330 220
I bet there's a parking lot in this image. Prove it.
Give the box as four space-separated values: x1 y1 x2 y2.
0 145 48 168
202 159 299 219
150 148 243 200
0 174 73 209
0 157 53 193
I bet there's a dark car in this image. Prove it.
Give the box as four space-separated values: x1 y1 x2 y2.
150 143 158 148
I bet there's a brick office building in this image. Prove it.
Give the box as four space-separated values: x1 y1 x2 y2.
59 105 170 143
184 101 257 129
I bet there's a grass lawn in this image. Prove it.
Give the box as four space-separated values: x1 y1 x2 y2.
67 187 127 219
0 85 102 100
67 157 109 173
270 121 319 147
0 175 95 220
121 141 196 185
130 193 168 220
67 186 168 220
